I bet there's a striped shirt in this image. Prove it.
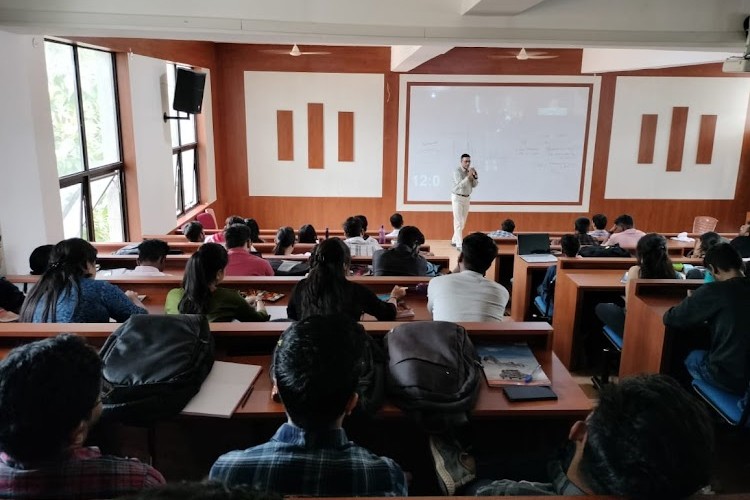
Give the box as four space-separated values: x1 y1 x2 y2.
209 423 407 497
0 447 164 499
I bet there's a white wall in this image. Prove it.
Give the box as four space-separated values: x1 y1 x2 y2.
127 54 178 235
0 30 64 274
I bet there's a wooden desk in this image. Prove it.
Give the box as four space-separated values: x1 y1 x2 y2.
6 275 434 320
551 269 624 369
620 279 702 377
233 351 591 418
94 241 429 255
95 254 450 274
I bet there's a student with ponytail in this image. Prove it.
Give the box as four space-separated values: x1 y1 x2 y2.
595 233 679 337
165 243 269 322
286 238 404 321
19 238 146 323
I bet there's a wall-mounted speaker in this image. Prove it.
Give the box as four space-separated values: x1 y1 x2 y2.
173 68 206 114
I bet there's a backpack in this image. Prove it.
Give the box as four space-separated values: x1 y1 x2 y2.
99 314 214 425
384 321 480 432
578 243 631 258
353 334 387 418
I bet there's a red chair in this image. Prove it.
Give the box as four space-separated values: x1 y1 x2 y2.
196 211 217 229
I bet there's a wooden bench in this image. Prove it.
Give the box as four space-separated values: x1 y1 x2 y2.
93 241 430 255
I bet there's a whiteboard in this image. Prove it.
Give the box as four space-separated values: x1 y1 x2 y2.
397 76 599 212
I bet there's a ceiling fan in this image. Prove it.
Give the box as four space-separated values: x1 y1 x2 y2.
489 48 558 60
260 44 331 57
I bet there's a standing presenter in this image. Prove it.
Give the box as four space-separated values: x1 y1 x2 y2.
451 153 478 249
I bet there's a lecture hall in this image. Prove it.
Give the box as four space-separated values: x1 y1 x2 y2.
0 1 749 498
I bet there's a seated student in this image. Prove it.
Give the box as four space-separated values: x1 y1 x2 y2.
730 221 750 258
244 218 265 244
125 239 171 276
165 243 269 322
182 221 205 243
537 234 580 307
587 213 609 241
19 238 146 323
354 214 372 241
428 232 509 322
386 213 403 238
488 219 515 238
470 374 713 498
29 244 54 275
573 217 597 246
224 224 274 277
205 215 245 244
269 227 309 276
595 233 679 337
287 238 404 322
686 231 725 279
0 334 165 498
342 216 382 257
602 214 646 249
209 316 407 496
373 226 441 276
297 224 318 244
664 243 750 395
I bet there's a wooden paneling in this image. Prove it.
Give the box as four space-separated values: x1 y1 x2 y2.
666 107 689 172
81 38 750 238
696 114 718 165
637 114 658 164
115 53 140 241
307 103 324 169
276 110 294 161
338 111 354 162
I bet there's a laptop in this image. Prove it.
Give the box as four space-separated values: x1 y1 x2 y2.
517 234 557 263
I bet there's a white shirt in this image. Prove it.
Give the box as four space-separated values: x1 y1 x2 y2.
344 236 383 257
452 166 478 196
427 270 509 322
97 265 169 278
385 228 400 238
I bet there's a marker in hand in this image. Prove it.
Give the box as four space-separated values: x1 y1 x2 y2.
524 364 542 383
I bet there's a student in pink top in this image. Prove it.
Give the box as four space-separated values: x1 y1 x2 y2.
224 224 274 277
204 215 245 244
603 214 646 250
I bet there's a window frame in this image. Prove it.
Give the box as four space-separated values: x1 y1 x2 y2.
47 39 128 241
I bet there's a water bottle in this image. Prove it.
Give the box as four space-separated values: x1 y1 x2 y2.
378 225 386 244
325 227 329 240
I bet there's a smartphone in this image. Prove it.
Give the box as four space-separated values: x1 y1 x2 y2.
503 385 558 402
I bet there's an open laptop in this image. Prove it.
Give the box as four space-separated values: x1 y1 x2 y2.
517 233 557 263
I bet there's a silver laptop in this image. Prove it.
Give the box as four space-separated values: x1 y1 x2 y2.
517 234 557 263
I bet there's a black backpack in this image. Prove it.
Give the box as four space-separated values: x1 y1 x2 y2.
578 243 631 257
353 334 387 418
99 314 214 425
384 321 480 432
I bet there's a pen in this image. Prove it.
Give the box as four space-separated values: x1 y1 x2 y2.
524 364 542 383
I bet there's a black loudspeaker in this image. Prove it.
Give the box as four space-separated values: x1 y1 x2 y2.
173 68 206 114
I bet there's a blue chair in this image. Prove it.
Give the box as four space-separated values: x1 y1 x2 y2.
532 295 553 320
593 325 623 389
692 379 750 427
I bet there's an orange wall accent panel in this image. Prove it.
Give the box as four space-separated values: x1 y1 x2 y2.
637 114 658 164
666 106 689 172
307 103 324 169
696 114 718 165
338 111 355 162
276 110 294 161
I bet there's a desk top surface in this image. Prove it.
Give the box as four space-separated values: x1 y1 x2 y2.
563 269 626 288
231 351 592 418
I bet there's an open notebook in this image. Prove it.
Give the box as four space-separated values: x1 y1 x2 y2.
181 361 262 418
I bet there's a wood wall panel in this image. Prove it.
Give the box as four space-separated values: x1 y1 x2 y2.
307 103 324 169
276 110 294 161
80 40 750 237
696 114 718 165
666 107 689 172
637 114 658 164
338 111 355 162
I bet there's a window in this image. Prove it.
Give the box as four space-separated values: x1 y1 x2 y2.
45 40 126 242
166 63 200 216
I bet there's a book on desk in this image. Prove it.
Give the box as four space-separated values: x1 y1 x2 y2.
475 344 550 387
181 361 262 418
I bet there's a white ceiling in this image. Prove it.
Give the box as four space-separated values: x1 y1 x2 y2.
0 0 748 71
